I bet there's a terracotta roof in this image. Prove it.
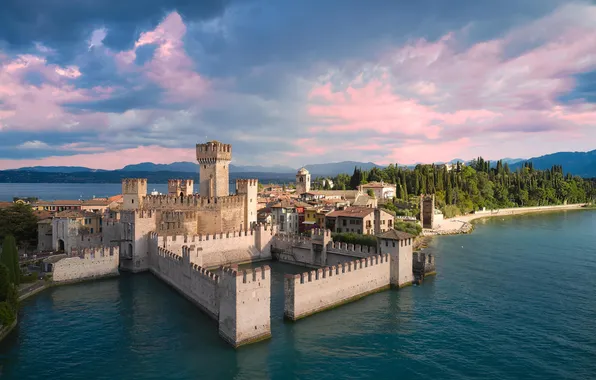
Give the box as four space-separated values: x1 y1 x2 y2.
376 229 414 240
327 207 375 218
271 200 294 209
108 194 123 203
34 210 53 220
55 209 99 219
36 200 83 206
360 182 395 189
82 199 111 206
308 190 359 199
0 201 12 209
353 194 373 206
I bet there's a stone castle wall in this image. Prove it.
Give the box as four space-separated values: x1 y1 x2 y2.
156 225 275 268
218 265 271 347
147 240 271 348
120 210 157 272
151 246 220 318
284 254 391 320
52 246 120 283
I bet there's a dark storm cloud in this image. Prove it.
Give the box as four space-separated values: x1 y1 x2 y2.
185 0 569 78
558 70 596 104
0 0 238 59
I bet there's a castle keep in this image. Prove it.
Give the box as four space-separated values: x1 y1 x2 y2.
47 139 435 349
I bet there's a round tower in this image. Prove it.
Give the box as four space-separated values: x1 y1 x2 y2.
196 141 232 198
296 167 311 195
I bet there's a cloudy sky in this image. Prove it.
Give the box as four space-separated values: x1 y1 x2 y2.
0 0 595 170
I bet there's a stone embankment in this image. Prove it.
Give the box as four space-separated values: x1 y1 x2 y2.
0 319 17 343
423 203 587 237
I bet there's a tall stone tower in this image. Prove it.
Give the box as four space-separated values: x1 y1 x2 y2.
296 167 311 195
236 179 258 229
122 178 147 210
377 229 414 288
196 141 232 198
420 194 435 229
168 179 194 196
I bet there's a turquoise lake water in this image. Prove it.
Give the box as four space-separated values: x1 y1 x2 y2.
1 210 595 379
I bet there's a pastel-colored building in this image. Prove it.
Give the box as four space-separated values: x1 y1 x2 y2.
325 207 394 235
358 182 397 200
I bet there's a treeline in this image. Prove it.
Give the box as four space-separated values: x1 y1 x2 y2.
0 235 20 327
324 158 596 216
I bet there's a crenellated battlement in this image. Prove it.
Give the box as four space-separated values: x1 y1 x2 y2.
190 262 220 283
221 264 270 285
236 179 258 187
53 246 120 283
284 253 391 320
288 254 390 284
160 210 198 221
120 209 155 219
157 246 181 262
168 179 194 195
326 241 377 255
122 178 148 194
196 141 232 163
276 233 312 245
157 223 271 247
141 193 246 210
311 228 332 239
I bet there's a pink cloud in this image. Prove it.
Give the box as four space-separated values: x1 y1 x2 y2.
116 12 209 103
308 79 497 139
0 54 111 131
0 146 195 170
303 3 596 164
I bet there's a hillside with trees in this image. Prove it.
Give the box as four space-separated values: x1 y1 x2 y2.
322 158 596 218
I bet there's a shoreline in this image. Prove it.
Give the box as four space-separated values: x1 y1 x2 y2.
422 203 590 237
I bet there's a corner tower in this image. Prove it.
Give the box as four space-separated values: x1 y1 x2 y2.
296 167 311 195
196 141 232 198
122 178 147 210
236 179 258 228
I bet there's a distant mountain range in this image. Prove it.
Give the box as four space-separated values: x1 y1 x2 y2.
508 150 596 177
1 150 594 183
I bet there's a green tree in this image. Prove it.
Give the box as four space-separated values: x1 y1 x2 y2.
1 235 19 285
0 264 10 301
0 203 38 249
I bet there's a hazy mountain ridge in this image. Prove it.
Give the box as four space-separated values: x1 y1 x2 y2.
5 150 595 181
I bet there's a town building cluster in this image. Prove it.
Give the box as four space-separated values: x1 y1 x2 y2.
7 139 436 348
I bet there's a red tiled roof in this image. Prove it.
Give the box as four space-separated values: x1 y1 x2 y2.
55 209 99 218
326 207 375 218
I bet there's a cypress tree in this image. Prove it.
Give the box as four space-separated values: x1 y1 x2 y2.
0 264 10 301
1 235 19 285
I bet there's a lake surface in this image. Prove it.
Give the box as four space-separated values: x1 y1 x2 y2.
0 183 170 201
1 211 595 379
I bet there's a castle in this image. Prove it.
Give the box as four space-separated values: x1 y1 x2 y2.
47 139 435 349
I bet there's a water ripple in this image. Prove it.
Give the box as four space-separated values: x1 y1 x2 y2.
1 211 595 379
